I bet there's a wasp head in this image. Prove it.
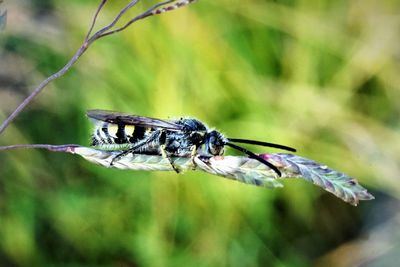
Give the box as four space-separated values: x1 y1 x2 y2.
205 130 226 156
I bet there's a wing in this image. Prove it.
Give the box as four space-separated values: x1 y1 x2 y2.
87 109 184 131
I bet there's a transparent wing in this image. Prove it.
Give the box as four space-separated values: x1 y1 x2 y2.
87 109 184 131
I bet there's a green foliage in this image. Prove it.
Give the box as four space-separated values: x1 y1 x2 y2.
1 0 399 266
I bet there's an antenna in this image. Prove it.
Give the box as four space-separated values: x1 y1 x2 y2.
228 138 296 152
225 142 281 176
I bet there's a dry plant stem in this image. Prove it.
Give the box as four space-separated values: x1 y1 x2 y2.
0 144 80 152
0 0 114 135
85 0 108 41
0 0 193 135
0 45 88 135
0 144 374 205
98 0 175 38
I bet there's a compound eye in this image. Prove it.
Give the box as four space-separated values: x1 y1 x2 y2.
209 146 218 155
208 137 218 155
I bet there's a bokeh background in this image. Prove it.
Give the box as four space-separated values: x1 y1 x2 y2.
1 0 400 266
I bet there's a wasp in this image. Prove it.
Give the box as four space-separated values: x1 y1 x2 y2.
87 110 296 176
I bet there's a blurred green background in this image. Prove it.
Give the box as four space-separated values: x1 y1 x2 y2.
1 0 399 266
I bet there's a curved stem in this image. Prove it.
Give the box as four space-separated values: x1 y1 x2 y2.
0 0 197 136
0 144 80 152
85 0 108 41
96 0 174 39
0 44 88 135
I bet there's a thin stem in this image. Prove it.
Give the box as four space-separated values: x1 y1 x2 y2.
108 0 198 37
0 44 88 135
98 0 175 38
0 0 196 136
85 0 108 41
0 144 80 152
94 0 140 37
0 0 140 135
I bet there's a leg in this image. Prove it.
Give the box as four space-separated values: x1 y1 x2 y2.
189 145 198 170
160 144 181 173
110 132 160 166
158 130 182 173
110 150 131 166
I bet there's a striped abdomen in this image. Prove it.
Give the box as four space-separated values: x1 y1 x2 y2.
91 122 152 146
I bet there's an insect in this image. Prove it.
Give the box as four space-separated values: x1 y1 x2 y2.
87 109 296 176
